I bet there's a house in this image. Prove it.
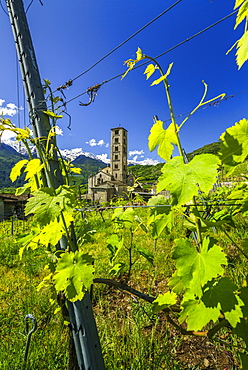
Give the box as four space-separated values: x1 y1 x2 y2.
88 127 132 203
0 193 29 221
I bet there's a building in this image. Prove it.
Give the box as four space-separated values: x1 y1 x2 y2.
88 127 131 203
0 193 29 221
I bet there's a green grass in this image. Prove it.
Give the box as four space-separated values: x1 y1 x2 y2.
0 209 246 369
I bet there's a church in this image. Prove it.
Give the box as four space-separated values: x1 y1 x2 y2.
87 127 132 203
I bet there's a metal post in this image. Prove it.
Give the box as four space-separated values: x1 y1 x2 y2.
6 1 105 368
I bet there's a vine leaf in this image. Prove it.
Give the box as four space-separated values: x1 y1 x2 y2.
180 299 220 331
25 186 76 226
144 64 156 80
43 110 63 119
148 121 178 162
150 62 173 86
112 207 135 229
236 31 248 69
53 251 94 302
169 237 227 298
219 118 248 170
234 0 248 29
106 234 124 265
136 246 154 265
24 158 44 181
10 159 28 182
147 195 173 238
233 318 248 347
150 212 174 239
157 154 220 206
136 47 143 61
147 195 171 218
202 277 244 327
240 352 248 369
153 291 177 313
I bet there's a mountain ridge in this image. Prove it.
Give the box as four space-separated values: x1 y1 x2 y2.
0 139 221 189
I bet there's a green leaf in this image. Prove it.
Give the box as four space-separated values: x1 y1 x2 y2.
136 246 154 265
147 194 172 220
106 234 124 264
225 296 244 327
24 158 44 181
112 207 135 229
150 212 174 239
150 63 173 86
240 287 248 316
147 195 173 238
236 31 248 69
15 187 29 196
179 299 220 331
148 121 178 161
219 119 248 168
10 159 28 182
15 127 31 141
235 1 248 29
233 318 248 347
136 47 143 61
43 110 63 119
235 0 246 10
25 186 76 226
53 251 94 302
202 277 244 327
169 237 227 298
153 291 177 313
144 64 156 79
240 352 248 369
157 154 220 206
109 262 125 275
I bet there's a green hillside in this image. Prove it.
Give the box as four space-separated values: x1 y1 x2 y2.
186 141 220 161
0 144 107 190
0 143 25 189
72 155 106 184
128 163 164 184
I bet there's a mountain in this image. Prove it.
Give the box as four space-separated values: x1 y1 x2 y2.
0 141 107 189
0 142 25 188
0 138 222 190
186 142 220 161
72 155 106 183
0 142 24 158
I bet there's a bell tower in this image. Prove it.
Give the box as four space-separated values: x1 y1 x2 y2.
110 127 127 182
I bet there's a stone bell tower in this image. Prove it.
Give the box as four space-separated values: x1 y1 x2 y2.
110 127 127 182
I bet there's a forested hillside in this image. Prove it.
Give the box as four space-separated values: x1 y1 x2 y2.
0 143 25 188
1 140 243 191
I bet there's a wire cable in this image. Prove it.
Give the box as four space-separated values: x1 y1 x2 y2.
163 88 248 124
69 0 183 85
0 0 8 16
25 0 34 13
63 9 238 106
25 0 43 13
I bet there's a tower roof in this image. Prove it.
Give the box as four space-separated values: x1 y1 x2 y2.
111 127 127 131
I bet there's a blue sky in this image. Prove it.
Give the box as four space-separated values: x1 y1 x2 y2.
1 0 248 164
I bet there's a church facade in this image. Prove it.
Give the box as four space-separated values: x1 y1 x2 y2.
88 127 131 203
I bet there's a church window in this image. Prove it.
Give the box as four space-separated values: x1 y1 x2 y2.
115 137 118 143
115 155 118 160
114 164 118 169
115 146 118 151
115 130 119 135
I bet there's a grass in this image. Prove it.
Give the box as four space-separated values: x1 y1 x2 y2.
0 206 247 369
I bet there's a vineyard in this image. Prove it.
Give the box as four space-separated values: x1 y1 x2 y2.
0 191 247 369
1 0 248 369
